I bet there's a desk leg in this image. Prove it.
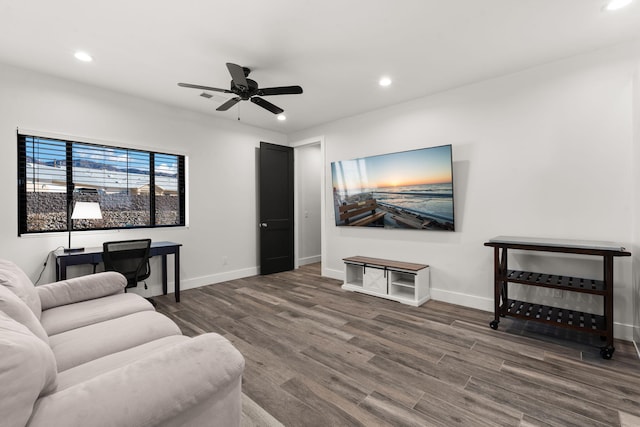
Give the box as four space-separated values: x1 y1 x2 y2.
174 247 180 303
161 255 168 296
57 259 67 281
160 250 180 303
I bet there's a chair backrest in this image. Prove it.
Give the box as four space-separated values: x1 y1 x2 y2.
102 239 152 288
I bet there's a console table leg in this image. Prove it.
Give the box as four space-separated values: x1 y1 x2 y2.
603 254 615 354
499 247 508 316
491 247 502 329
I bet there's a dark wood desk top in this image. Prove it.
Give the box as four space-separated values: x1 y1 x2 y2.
54 241 181 258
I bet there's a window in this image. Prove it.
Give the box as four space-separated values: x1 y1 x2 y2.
18 134 185 235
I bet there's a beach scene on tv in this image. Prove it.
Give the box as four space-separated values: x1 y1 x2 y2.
331 145 454 231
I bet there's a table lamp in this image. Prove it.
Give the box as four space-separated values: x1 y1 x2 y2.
65 201 102 253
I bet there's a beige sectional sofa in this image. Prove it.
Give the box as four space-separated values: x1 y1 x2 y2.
0 259 245 427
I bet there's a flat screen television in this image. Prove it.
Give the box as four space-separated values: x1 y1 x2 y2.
331 144 454 231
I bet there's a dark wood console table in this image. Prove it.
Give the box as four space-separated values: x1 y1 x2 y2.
484 236 630 359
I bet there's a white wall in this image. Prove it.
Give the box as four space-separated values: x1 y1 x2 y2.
0 62 287 297
290 41 640 339
295 144 322 265
633 56 640 355
295 143 322 265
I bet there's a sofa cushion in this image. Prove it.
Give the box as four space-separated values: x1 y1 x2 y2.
0 259 42 318
56 335 189 391
49 310 182 371
0 285 49 343
0 311 57 427
40 292 154 336
37 272 127 310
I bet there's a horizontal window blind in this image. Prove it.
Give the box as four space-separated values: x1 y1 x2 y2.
19 136 68 232
18 133 186 235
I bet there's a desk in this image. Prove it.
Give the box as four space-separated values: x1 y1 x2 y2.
54 241 182 302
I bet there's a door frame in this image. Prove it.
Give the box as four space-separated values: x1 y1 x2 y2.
291 136 326 274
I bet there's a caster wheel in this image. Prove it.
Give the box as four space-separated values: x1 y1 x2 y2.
489 320 499 330
600 347 614 360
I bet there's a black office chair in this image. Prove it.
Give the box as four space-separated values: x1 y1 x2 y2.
102 239 155 306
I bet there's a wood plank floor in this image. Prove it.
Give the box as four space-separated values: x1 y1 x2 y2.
154 263 640 427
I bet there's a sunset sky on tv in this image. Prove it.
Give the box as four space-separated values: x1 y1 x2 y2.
332 145 452 191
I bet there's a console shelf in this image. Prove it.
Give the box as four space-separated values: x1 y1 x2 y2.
506 270 606 294
342 256 430 306
485 236 630 359
504 299 606 332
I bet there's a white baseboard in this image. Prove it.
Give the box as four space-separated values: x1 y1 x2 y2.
298 255 321 266
430 288 494 313
141 266 259 298
181 266 260 291
323 267 343 281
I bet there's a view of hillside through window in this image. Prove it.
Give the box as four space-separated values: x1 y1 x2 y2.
19 135 185 234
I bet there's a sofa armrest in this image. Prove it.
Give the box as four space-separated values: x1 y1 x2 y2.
37 272 127 310
27 333 245 427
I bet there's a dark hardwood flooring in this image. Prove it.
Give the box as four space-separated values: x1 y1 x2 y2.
154 263 640 427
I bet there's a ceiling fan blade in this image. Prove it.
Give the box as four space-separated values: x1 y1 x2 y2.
251 97 284 114
226 63 249 91
257 86 303 96
216 97 241 111
178 82 232 94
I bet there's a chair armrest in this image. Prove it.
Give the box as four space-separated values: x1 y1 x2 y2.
37 272 127 310
27 333 245 427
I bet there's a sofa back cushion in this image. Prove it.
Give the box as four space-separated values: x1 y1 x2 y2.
0 259 42 319
0 285 49 344
0 311 57 427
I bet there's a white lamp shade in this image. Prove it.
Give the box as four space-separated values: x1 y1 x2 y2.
71 202 102 220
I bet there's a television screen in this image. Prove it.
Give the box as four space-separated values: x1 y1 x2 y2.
331 144 454 231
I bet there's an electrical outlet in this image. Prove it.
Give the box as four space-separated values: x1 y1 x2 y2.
222 256 229 266
552 289 563 298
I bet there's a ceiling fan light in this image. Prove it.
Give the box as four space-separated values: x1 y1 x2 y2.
379 76 392 87
604 0 633 11
74 51 93 62
277 114 286 121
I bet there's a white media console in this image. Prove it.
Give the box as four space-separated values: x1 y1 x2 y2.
342 256 430 306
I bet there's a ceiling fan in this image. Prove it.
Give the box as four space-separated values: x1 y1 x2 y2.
178 63 303 115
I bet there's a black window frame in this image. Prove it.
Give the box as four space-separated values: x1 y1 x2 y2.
18 133 186 236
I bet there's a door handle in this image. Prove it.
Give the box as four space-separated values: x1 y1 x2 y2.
259 222 268 228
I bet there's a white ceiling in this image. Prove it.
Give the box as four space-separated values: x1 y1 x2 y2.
1 0 640 133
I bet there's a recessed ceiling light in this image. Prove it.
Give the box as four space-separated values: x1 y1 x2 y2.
74 51 93 62
604 0 633 11
277 114 286 121
379 76 392 87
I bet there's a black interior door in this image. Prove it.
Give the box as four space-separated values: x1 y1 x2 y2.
259 142 294 275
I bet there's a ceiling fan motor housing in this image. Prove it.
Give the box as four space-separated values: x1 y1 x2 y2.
231 78 259 100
